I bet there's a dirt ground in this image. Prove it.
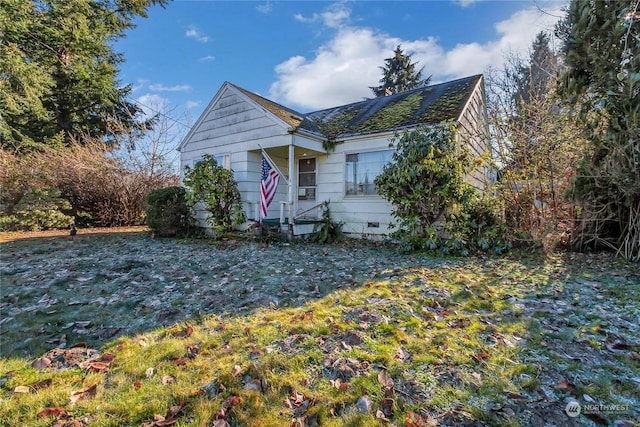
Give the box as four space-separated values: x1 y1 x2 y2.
0 225 149 243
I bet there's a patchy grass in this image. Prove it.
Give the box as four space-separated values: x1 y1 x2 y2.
0 230 639 426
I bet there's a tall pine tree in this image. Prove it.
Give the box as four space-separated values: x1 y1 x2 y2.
370 45 431 97
0 0 168 151
557 0 640 261
513 32 559 108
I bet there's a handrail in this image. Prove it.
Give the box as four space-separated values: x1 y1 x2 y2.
294 201 328 220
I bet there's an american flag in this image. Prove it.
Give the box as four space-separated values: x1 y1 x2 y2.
260 154 280 220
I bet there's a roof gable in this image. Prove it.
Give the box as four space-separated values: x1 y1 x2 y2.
229 83 305 129
177 82 303 151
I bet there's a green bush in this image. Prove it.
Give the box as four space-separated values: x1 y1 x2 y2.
0 187 74 231
183 155 245 238
375 125 512 255
145 186 192 237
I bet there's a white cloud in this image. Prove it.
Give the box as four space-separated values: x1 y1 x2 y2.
185 26 209 43
256 2 272 14
455 0 483 7
198 55 216 62
135 94 169 120
294 2 351 29
149 84 191 92
185 100 200 110
270 4 565 110
131 78 149 93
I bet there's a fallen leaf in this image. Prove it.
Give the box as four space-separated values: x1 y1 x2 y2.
584 412 608 425
378 370 394 389
162 375 175 385
130 380 142 391
166 401 188 419
169 357 188 366
29 379 52 391
14 386 30 393
471 351 491 364
88 362 109 372
404 411 426 427
37 407 67 419
555 380 576 393
173 325 193 338
31 357 51 369
146 367 155 378
222 395 241 410
100 353 116 363
70 384 97 403
506 392 526 400
231 365 242 377
144 401 189 427
379 398 394 418
396 346 411 362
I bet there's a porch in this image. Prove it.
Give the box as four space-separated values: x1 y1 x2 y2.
245 144 326 235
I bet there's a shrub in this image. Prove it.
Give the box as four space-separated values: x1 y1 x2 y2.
145 187 192 237
0 187 74 231
375 125 512 255
40 142 178 227
183 155 246 238
375 124 475 234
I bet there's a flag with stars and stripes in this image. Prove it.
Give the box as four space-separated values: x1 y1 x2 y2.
260 154 280 220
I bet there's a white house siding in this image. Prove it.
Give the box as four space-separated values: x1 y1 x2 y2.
179 85 293 226
456 79 491 191
315 134 396 236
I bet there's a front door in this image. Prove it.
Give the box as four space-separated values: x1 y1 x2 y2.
297 157 317 218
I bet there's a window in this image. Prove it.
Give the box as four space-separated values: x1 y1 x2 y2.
214 154 231 170
345 150 393 196
191 154 230 170
298 158 316 201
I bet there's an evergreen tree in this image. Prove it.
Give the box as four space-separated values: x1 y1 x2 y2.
0 0 168 151
370 45 431 97
557 0 640 261
513 32 559 108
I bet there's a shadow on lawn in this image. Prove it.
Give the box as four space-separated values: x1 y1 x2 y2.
1 232 408 357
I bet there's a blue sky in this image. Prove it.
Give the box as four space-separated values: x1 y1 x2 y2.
115 0 567 137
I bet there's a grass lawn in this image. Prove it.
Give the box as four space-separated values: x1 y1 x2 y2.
0 228 638 426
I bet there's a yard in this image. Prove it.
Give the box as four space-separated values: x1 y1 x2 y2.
0 228 638 426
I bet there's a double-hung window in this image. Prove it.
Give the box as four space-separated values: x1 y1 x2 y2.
345 149 393 196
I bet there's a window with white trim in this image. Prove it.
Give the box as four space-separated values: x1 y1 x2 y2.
345 149 393 196
190 154 231 170
214 154 231 170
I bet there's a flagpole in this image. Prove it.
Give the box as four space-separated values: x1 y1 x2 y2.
258 145 289 185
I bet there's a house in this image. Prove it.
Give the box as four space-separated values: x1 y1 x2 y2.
177 74 491 237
